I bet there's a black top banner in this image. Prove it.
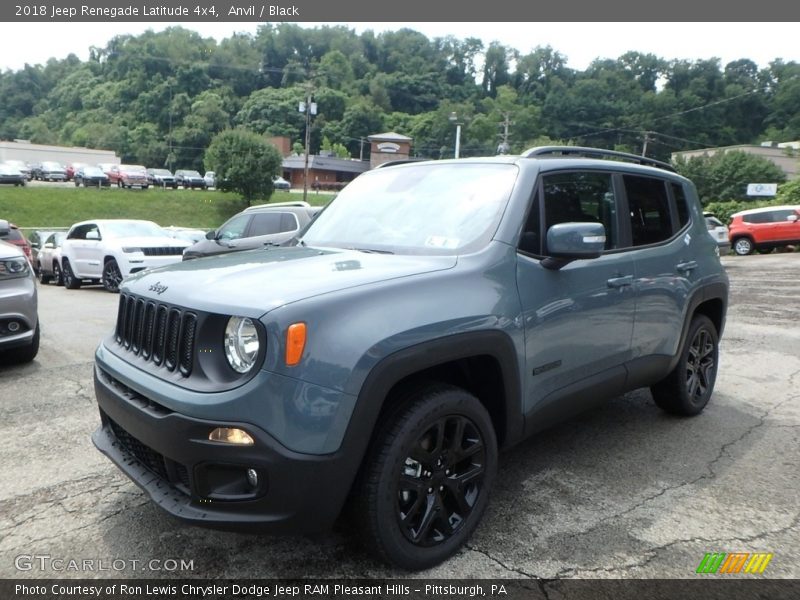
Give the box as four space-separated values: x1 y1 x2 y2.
1 0 799 22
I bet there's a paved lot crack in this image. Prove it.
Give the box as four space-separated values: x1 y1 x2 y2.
464 543 539 579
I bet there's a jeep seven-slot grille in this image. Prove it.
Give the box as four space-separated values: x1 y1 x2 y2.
116 293 197 376
141 247 185 256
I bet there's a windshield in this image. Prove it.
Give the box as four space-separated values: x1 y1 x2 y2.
183 170 202 177
152 169 172 176
301 163 517 254
83 167 105 176
102 221 166 238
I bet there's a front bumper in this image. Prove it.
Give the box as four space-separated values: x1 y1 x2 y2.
0 275 38 350
92 364 355 532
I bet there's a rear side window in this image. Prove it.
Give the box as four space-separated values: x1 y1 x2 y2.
671 183 690 228
770 209 797 222
248 212 298 237
625 176 672 246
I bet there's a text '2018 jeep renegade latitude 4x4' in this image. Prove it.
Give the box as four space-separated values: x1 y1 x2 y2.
92 147 728 570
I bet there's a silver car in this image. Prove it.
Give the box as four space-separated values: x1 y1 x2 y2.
36 231 66 285
0 220 39 363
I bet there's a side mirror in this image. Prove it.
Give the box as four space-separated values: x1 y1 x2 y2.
205 230 217 240
0 219 9 237
542 222 606 270
787 214 798 223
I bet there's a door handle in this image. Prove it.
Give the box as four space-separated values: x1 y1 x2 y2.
607 275 633 288
676 260 698 273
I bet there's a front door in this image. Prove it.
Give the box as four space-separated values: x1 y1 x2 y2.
516 170 636 431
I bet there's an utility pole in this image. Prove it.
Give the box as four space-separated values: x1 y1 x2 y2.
497 112 512 155
359 137 365 161
299 82 316 203
642 131 650 157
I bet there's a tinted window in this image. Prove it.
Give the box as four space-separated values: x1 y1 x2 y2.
671 183 690 228
770 209 796 222
68 224 100 240
218 214 251 240
249 212 298 237
742 212 771 224
625 176 672 246
541 171 618 252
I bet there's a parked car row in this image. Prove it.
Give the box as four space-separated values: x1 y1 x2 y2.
0 160 226 190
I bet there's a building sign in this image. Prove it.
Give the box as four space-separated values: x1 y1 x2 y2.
377 142 401 153
746 183 778 196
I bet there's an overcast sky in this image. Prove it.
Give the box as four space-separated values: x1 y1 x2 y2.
0 22 798 73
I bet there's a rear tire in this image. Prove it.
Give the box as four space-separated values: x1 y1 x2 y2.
355 385 497 570
61 259 81 289
733 237 754 256
651 315 719 416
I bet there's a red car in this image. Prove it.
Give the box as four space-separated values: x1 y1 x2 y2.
108 164 149 189
2 223 32 263
729 205 800 255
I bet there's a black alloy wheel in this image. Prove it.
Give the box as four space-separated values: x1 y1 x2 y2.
52 262 63 286
102 259 123 293
651 314 719 416
396 414 486 547
61 259 81 289
356 385 497 570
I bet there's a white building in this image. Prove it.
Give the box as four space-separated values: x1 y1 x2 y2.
0 139 119 166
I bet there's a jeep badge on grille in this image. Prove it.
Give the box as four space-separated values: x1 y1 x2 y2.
148 282 168 295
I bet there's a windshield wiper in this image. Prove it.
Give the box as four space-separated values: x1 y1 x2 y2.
348 247 394 254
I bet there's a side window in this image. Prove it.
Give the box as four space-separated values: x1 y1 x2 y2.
770 209 795 222
249 212 297 237
671 183 690 228
541 172 618 252
518 192 541 256
743 212 769 224
218 214 251 240
625 175 673 246
68 224 98 240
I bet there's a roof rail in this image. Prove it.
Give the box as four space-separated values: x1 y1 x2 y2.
245 200 310 211
521 146 676 173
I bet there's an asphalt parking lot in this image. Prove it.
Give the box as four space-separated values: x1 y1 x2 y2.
1 254 798 580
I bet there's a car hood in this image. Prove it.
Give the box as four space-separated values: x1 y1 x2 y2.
111 235 191 248
122 246 457 317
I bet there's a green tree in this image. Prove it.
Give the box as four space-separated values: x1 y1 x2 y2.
205 128 283 204
674 150 787 203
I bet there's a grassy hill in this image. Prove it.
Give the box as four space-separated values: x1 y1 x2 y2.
0 187 333 230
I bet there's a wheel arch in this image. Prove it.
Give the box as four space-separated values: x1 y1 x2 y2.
342 330 522 471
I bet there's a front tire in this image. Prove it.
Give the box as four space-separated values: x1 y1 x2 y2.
37 262 51 284
355 385 497 570
102 258 122 292
53 262 63 286
61 259 81 289
651 315 719 416
733 237 754 256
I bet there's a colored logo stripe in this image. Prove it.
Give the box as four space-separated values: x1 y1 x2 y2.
696 553 773 574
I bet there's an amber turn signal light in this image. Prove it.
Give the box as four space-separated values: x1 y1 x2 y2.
285 323 307 366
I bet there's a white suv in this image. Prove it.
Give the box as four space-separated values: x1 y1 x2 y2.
60 220 190 293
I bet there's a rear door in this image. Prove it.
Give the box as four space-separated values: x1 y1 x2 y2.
68 223 103 277
624 176 695 361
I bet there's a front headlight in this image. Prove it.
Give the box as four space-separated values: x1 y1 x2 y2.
224 316 260 373
0 257 29 278
122 247 142 253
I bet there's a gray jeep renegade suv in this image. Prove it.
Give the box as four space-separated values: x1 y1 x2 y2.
91 147 728 570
